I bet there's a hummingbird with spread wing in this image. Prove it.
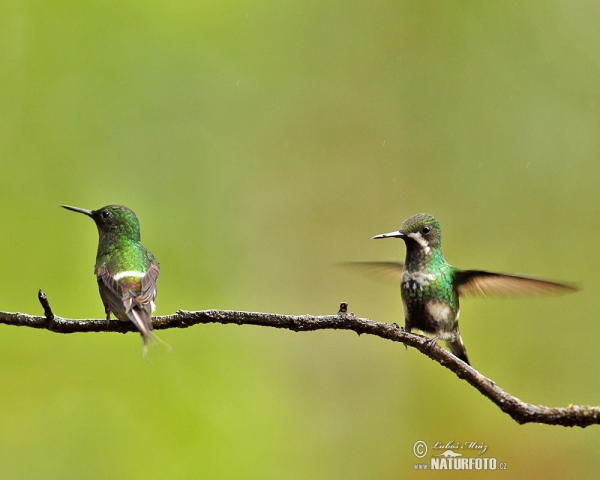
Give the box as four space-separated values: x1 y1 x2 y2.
363 213 579 365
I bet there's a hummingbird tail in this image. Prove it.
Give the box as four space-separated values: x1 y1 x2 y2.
128 307 171 358
446 337 470 365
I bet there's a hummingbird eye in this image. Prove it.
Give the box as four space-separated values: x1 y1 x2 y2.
422 226 431 235
101 210 111 219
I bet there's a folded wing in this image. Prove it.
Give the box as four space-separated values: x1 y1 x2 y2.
97 262 161 357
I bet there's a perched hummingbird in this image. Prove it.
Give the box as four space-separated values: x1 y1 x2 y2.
369 213 578 365
62 204 164 357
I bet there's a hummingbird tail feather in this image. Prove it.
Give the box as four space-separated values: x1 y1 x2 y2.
128 307 171 357
446 337 470 365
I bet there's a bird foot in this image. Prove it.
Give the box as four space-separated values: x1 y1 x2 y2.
425 336 439 350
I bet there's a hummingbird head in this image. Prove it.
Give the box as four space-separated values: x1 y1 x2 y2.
373 213 442 255
61 204 141 244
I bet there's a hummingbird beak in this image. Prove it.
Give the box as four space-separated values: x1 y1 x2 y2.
61 205 94 216
372 230 404 240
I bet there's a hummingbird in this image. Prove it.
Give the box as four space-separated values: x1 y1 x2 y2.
369 213 578 365
62 204 164 357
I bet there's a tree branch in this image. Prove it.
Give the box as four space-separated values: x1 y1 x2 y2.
0 293 597 428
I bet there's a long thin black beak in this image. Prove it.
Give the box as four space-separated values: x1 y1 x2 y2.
372 230 404 240
61 205 93 216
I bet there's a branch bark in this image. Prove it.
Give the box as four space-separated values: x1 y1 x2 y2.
0 292 597 428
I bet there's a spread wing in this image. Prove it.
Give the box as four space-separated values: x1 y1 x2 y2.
340 261 404 282
454 270 580 298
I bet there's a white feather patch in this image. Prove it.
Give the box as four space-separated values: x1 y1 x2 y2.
402 271 437 290
406 232 430 254
113 270 146 281
426 302 452 323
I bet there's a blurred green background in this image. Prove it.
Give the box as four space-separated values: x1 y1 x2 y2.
1 0 600 478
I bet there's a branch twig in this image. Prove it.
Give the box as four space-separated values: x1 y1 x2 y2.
0 292 596 428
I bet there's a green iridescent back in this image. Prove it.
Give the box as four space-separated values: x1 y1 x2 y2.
92 205 156 277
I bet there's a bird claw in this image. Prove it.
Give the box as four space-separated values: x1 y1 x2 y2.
425 336 439 350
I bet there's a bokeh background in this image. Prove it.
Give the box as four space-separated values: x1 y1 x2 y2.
1 1 600 478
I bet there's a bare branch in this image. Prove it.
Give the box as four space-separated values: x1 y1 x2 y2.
37 289 55 321
0 293 597 427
